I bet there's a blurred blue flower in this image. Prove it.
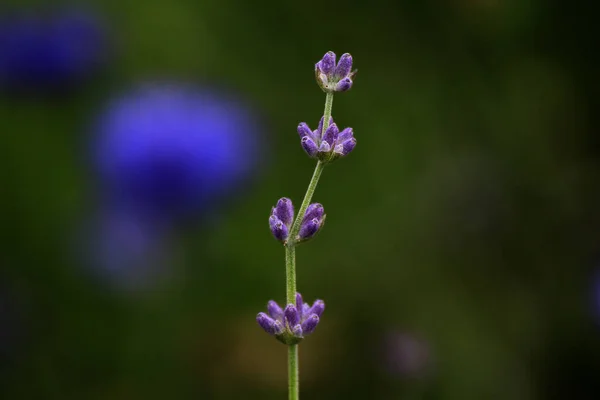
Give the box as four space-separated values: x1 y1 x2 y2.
0 8 107 90
92 83 262 223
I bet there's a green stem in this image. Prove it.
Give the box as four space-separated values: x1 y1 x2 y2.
285 245 296 304
284 91 334 400
321 91 334 135
288 345 299 400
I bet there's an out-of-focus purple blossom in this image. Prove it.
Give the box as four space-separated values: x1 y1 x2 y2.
92 83 261 224
382 331 433 379
83 208 172 290
297 116 356 162
314 51 356 93
256 293 324 345
0 8 108 91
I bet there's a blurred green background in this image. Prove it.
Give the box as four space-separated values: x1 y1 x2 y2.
2 0 600 399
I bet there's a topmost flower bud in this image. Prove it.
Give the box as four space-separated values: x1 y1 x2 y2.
315 51 356 93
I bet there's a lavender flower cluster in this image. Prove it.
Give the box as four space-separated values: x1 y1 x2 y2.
315 51 356 93
269 198 325 244
298 117 356 161
257 293 325 345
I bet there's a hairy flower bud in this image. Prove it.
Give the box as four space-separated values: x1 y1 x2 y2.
269 215 288 242
301 136 319 157
297 122 313 139
268 300 284 320
256 293 325 345
303 203 325 222
273 198 294 227
301 314 320 335
315 51 356 93
298 218 321 241
297 116 356 163
256 312 277 335
284 304 300 327
269 198 295 243
335 77 353 92
295 293 304 319
334 53 353 79
322 123 339 147
307 299 325 317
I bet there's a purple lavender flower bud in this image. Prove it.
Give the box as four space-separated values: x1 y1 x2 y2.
301 314 320 335
322 123 339 147
292 324 303 338
256 312 277 335
318 141 331 153
340 137 357 156
297 122 314 139
284 304 299 327
318 51 336 75
302 303 310 316
269 216 289 242
301 136 319 157
337 127 354 142
295 293 304 317
303 203 325 222
298 218 321 240
307 299 325 317
316 116 334 140
273 197 294 227
334 53 353 79
267 300 284 320
335 77 353 92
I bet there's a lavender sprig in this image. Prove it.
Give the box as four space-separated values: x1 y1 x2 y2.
257 51 357 400
257 293 325 345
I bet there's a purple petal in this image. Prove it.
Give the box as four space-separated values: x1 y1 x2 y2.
301 136 319 157
297 122 313 139
334 53 353 79
256 312 276 335
269 216 289 242
302 303 310 316
303 203 324 222
273 198 294 227
341 137 357 156
316 116 334 139
298 217 320 240
322 123 339 146
267 300 284 321
318 141 331 153
301 314 320 335
307 300 325 317
284 304 299 327
296 293 304 319
337 127 354 143
318 51 336 75
335 77 353 92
